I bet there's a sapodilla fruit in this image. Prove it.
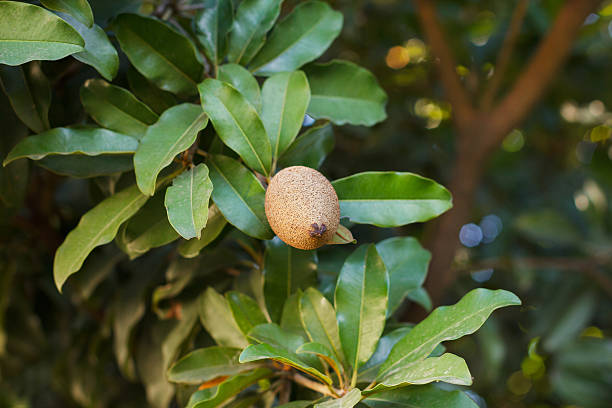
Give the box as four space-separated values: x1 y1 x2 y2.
265 166 340 250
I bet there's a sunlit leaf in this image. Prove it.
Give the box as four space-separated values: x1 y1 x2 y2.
218 63 261 111
193 0 233 66
41 0 94 27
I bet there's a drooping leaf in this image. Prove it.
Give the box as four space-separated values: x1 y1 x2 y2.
199 287 248 348
218 63 261 111
134 103 208 196
81 79 158 139
300 287 345 367
226 291 268 335
335 244 388 378
226 0 282 65
167 347 256 384
53 184 148 291
240 343 332 385
263 237 317 322
37 155 134 178
332 172 452 227
60 13 119 81
278 123 334 169
364 354 472 395
376 237 431 316
250 1 343 75
304 60 387 126
329 224 355 245
178 205 227 258
0 2 84 65
208 155 273 240
378 289 521 379
362 385 479 408
41 0 94 27
165 164 213 240
116 191 179 259
0 63 51 133
199 79 271 176
261 71 310 159
193 0 234 66
3 127 138 165
127 66 177 115
189 368 273 408
112 13 203 95
314 388 361 408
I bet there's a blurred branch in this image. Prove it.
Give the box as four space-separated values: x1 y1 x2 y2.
487 0 602 149
480 0 529 110
456 254 612 298
414 0 475 131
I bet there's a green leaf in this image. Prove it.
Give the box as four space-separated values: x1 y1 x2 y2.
0 2 84 65
280 292 307 337
116 191 179 259
3 127 138 165
250 1 343 75
297 342 344 380
60 13 119 81
41 0 93 27
37 155 134 178
227 0 282 65
53 184 148 291
376 237 431 317
278 123 334 169
315 388 361 408
81 79 158 139
208 155 273 240
178 204 227 258
300 287 345 368
261 71 310 159
329 224 355 245
335 245 388 379
112 13 203 95
304 60 387 126
127 66 177 115
277 402 312 408
332 172 452 227
218 64 261 112
406 287 433 312
226 291 268 335
134 104 208 196
263 237 317 322
359 327 412 383
240 343 332 385
193 0 234 66
248 323 305 352
199 287 248 348
199 79 271 176
365 354 472 395
362 385 479 408
165 164 213 240
378 288 521 379
0 63 51 133
167 347 256 384
190 368 273 408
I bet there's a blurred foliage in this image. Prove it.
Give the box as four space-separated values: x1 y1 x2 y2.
1 0 612 407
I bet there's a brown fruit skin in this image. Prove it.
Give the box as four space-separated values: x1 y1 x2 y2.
265 166 340 250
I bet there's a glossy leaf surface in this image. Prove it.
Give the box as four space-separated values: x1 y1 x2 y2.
226 291 268 335
208 155 273 240
0 2 84 65
278 123 334 169
165 164 213 239
362 385 479 408
199 79 271 176
112 13 203 95
41 0 94 27
193 0 233 66
250 1 343 75
134 104 208 196
332 172 452 227
263 237 317 322
81 79 158 139
261 71 310 159
218 63 261 111
304 60 386 126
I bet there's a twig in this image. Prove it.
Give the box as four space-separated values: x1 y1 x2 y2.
480 0 529 110
289 372 341 398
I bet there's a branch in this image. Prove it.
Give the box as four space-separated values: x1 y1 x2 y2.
487 0 602 149
415 0 475 130
289 373 341 398
480 0 530 110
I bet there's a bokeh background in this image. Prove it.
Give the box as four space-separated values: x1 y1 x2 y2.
1 0 612 407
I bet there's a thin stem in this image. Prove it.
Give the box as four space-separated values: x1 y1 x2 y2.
290 373 340 398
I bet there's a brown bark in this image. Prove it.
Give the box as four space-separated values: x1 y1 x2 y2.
413 0 602 307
